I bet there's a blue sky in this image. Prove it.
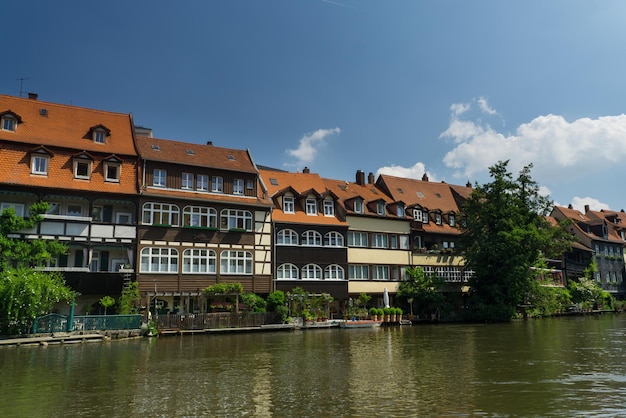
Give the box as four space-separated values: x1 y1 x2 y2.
3 1 626 212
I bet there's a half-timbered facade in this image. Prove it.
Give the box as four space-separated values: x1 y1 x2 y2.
135 136 273 314
0 94 139 314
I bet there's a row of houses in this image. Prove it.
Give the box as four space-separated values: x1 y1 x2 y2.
1 94 624 317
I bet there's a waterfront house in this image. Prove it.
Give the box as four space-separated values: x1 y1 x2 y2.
551 205 625 296
259 167 349 311
0 94 139 314
322 170 411 308
135 135 273 314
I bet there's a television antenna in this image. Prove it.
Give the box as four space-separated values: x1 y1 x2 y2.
16 77 30 97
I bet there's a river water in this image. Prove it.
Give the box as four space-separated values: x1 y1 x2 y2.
2 315 626 417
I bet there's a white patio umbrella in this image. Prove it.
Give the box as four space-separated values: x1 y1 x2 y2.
383 287 390 309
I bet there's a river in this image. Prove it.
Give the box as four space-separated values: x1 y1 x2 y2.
2 315 626 417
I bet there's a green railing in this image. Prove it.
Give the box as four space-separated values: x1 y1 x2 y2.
33 314 142 333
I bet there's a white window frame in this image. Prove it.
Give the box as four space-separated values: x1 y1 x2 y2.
140 247 179 273
324 231 344 247
142 202 180 226
183 206 217 228
211 176 223 193
74 159 92 180
422 210 429 223
376 202 385 216
325 264 345 280
220 250 253 275
233 178 244 195
354 200 363 214
197 174 209 191
306 198 317 215
348 231 368 247
93 130 106 144
435 213 442 225
220 209 252 231
104 162 121 182
31 155 49 175
277 229 299 245
283 196 295 213
372 233 388 248
277 263 299 280
302 230 322 246
2 116 16 132
397 204 405 217
182 249 216 274
182 172 194 190
153 169 166 187
413 208 422 222
301 264 322 280
373 265 390 280
323 200 334 216
349 265 369 280
449 213 456 227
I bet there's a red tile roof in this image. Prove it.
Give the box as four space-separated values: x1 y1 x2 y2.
135 136 257 174
0 95 137 156
376 174 468 213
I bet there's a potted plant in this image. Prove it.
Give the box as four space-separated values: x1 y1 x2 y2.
396 307 403 321
383 307 391 322
369 307 378 321
390 307 397 322
377 308 384 321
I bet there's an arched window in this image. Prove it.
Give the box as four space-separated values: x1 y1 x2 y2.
220 209 252 231
324 231 344 247
183 206 217 228
301 230 322 246
182 249 216 273
277 229 299 245
140 247 178 273
277 263 299 280
220 250 253 274
325 264 345 280
142 202 180 226
301 264 322 280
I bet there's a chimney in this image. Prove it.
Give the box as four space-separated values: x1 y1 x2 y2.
584 205 590 213
303 167 310 174
28 92 38 100
466 181 472 188
422 173 429 182
206 141 213 146
356 170 365 185
368 172 375 184
568 204 573 209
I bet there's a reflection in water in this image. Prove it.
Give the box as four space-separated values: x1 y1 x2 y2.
2 316 626 417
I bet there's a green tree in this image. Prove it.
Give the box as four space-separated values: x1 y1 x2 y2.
118 281 140 314
240 292 267 312
0 202 66 270
99 295 115 315
0 268 74 334
397 266 446 318
459 161 572 322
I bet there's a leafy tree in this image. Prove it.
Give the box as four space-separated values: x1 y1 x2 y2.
118 281 140 314
0 202 66 270
267 290 288 322
99 295 115 315
459 161 573 321
397 266 447 317
240 292 267 312
0 268 74 334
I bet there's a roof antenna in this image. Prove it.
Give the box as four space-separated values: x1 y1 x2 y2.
16 77 30 97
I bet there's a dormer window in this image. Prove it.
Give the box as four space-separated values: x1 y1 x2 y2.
413 208 422 222
435 213 442 225
376 202 385 216
283 196 295 213
306 198 317 215
422 209 429 224
31 154 49 175
88 125 111 144
354 199 363 214
323 199 334 216
449 214 456 226
397 204 405 218
1 111 21 132
74 159 92 180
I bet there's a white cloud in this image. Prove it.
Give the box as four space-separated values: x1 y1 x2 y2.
286 127 341 166
440 106 626 187
376 161 436 181
450 102 470 116
570 196 611 213
477 97 497 115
